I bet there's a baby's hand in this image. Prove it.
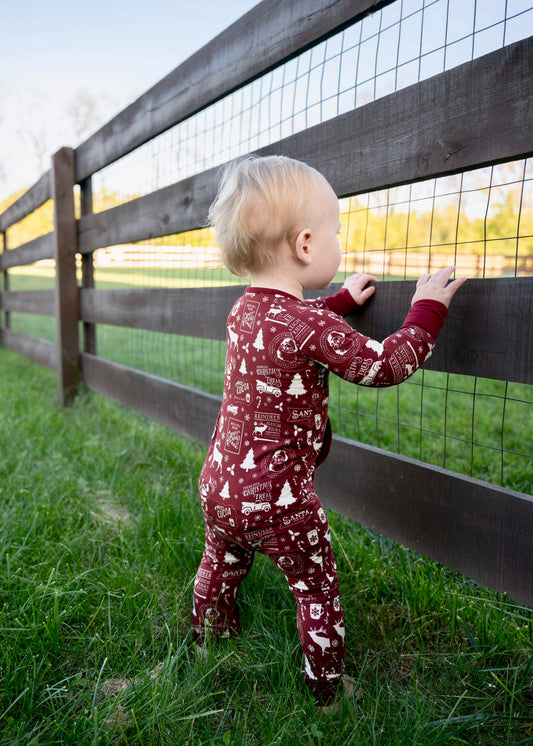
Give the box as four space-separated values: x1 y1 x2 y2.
411 266 467 308
342 273 377 306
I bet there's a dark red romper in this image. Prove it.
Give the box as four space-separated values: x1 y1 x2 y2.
193 286 447 697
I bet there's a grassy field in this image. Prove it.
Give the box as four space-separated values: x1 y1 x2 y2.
0 347 532 745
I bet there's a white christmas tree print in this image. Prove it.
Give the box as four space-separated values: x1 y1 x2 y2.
253 328 264 351
239 358 247 375
220 481 230 499
287 372 306 397
240 448 255 472
276 480 297 507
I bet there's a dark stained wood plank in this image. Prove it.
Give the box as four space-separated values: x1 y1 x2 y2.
2 231 10 330
0 233 54 270
79 277 533 385
74 0 395 181
80 177 97 355
79 286 242 339
263 37 533 197
81 353 221 447
51 148 80 404
0 171 52 232
0 329 56 370
342 276 533 385
1 290 55 316
315 435 533 609
78 38 533 252
78 169 216 252
82 352 533 608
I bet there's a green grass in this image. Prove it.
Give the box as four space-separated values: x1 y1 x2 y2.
0 347 532 745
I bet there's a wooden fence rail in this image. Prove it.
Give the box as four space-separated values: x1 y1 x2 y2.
78 277 533 385
75 39 533 253
0 0 532 606
0 171 52 233
74 0 396 182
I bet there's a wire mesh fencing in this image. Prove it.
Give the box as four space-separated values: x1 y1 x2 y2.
89 153 532 493
2 0 532 494
86 0 533 495
92 0 533 210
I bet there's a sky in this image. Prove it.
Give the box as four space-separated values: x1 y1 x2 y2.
0 0 260 201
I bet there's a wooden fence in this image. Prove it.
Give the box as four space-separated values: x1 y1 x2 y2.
1 0 532 606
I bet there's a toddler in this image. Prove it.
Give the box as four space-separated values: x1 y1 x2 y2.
192 155 466 706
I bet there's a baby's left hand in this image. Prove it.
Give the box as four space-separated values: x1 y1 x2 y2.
342 273 377 306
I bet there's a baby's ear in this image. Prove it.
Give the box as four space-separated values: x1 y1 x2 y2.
294 228 313 264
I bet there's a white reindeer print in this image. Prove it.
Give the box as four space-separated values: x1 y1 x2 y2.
227 325 239 349
211 443 223 471
308 629 331 653
312 439 323 453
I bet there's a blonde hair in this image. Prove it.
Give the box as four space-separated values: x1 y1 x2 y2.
208 154 325 277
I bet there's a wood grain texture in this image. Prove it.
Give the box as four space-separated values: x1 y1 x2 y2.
79 276 533 385
81 353 221 447
79 286 241 338
344 277 533 385
78 169 216 253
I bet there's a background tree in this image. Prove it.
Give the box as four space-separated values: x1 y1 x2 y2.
66 89 104 145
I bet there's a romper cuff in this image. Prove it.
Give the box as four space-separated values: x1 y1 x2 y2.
324 287 358 317
402 299 448 339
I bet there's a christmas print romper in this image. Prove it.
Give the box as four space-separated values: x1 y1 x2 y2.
193 286 447 693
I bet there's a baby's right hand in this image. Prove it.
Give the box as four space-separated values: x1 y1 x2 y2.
411 266 467 308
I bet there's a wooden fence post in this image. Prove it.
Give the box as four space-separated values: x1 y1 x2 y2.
51 147 79 405
80 177 96 356
1 231 9 335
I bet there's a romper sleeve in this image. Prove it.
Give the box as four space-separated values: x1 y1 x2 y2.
304 288 359 317
298 299 448 387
